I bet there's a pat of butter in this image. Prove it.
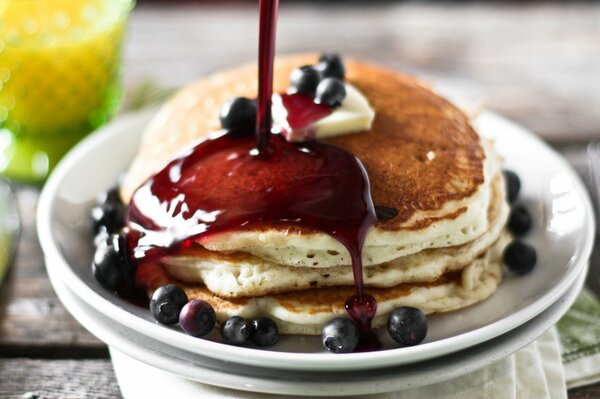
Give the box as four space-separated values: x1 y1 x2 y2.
272 83 375 142
312 84 375 139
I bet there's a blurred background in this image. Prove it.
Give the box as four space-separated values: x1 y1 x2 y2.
119 0 599 144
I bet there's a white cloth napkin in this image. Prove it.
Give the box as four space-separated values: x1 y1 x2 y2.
111 328 572 399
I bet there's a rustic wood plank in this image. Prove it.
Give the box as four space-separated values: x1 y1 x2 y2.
0 186 104 354
122 3 600 143
569 386 600 399
0 359 121 399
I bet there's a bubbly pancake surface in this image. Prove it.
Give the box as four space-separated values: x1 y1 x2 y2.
121 55 486 248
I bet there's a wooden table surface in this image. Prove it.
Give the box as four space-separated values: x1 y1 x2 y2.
1 2 600 398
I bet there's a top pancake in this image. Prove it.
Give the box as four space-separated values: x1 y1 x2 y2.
122 54 485 227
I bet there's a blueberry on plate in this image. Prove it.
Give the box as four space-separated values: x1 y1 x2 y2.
321 317 359 353
503 169 521 204
219 97 257 132
387 306 428 346
315 78 346 108
250 317 279 347
508 204 533 236
316 53 345 80
179 300 216 337
150 284 189 325
91 237 123 291
221 316 252 345
91 188 126 234
289 65 321 96
503 240 537 275
98 187 122 207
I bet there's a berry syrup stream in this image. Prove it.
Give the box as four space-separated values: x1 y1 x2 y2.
126 0 379 338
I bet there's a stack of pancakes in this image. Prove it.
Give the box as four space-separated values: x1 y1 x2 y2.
121 55 510 335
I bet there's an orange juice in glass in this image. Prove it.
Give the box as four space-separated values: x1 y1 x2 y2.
0 0 134 182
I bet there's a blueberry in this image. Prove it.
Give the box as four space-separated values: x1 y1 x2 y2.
91 238 123 291
508 205 532 236
221 316 252 345
179 299 216 337
374 206 399 221
289 65 321 96
387 306 428 346
321 317 359 353
250 317 279 347
315 78 346 108
98 187 122 207
503 240 537 275
316 53 345 80
91 188 126 234
150 284 189 325
503 170 521 204
219 97 257 132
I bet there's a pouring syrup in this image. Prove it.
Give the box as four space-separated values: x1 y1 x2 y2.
126 0 379 342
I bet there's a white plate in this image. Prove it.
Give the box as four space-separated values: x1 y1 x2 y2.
47 255 587 396
38 108 595 371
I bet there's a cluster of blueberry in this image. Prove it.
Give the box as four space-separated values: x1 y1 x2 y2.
90 188 427 354
150 284 279 347
502 170 537 274
90 188 132 292
89 188 281 348
322 307 428 353
218 54 347 134
289 54 347 107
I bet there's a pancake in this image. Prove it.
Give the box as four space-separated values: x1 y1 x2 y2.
121 54 489 269
142 231 508 335
161 170 508 298
124 55 510 335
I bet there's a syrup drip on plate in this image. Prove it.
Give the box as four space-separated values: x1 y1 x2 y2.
126 0 379 342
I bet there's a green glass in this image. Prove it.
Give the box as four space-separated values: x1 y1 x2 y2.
0 0 134 183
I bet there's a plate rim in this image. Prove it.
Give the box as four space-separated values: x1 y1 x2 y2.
37 108 596 371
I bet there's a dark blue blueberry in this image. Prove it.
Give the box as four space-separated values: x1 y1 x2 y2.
321 317 359 353
91 238 122 292
375 206 399 221
91 187 126 234
150 284 189 325
503 240 537 275
508 205 532 236
387 307 428 346
221 316 252 345
179 299 216 337
315 78 346 108
316 53 345 80
289 65 321 96
100 187 122 207
503 170 521 204
219 97 257 132
250 317 279 347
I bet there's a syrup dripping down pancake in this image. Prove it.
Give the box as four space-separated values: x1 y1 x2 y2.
160 172 508 298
